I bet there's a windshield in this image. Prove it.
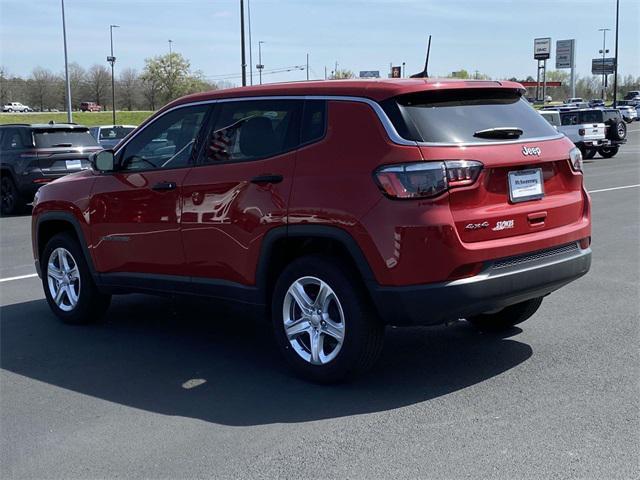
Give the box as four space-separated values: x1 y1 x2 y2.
99 127 135 140
34 129 100 148
392 89 558 143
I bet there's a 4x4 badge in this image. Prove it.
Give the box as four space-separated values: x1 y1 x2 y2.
522 146 541 156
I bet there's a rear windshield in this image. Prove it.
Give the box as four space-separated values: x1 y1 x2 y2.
99 126 135 140
34 129 100 148
388 89 558 143
577 110 603 123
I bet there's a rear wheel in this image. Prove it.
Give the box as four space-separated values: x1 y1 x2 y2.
272 256 384 383
584 148 597 160
467 297 543 332
1 174 22 216
42 232 111 324
598 146 619 158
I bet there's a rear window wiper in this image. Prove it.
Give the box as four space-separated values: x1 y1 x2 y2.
473 127 523 139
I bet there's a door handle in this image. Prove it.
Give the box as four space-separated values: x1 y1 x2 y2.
152 181 177 191
250 174 283 185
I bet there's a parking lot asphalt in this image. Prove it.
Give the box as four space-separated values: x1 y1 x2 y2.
1 126 639 479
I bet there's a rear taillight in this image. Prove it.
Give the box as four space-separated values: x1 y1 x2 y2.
578 128 585 136
374 160 483 200
569 147 583 173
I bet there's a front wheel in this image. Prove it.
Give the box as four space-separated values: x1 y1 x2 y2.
598 146 619 158
42 233 111 324
467 297 543 332
272 256 384 383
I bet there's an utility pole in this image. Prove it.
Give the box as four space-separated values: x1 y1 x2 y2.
402 62 405 78
598 28 611 100
612 0 620 107
306 53 309 81
247 0 253 85
257 41 265 85
108 24 119 125
335 61 338 79
240 0 246 86
324 66 327 80
61 0 72 123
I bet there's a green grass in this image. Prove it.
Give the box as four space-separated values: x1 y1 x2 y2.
0 111 154 127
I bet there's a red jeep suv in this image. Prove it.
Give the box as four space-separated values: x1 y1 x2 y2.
32 79 591 382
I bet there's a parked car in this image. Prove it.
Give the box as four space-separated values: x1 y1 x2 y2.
565 97 584 104
623 91 640 100
2 102 33 112
80 102 102 112
31 79 591 382
0 123 101 215
89 125 137 149
617 105 638 122
557 109 626 158
540 109 607 157
589 99 605 107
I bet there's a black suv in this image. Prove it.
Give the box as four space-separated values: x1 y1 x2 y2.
0 123 101 215
574 109 627 159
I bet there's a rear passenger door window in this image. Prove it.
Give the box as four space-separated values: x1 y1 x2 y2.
200 99 302 164
301 100 327 145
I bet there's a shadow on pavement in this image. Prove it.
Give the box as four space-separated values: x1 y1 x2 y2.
0 295 532 426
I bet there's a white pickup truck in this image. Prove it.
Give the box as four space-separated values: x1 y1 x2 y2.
2 102 33 112
540 109 607 156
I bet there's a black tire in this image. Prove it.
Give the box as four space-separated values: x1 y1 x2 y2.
611 121 627 141
577 144 587 158
272 255 384 383
41 232 111 324
1 174 23 216
598 146 619 158
467 297 543 333
584 148 597 160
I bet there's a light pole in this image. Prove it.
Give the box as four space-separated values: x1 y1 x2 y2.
61 0 72 123
612 0 620 107
598 28 610 100
108 24 119 125
257 41 265 85
240 0 247 86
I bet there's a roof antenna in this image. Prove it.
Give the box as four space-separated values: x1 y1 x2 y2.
410 35 431 78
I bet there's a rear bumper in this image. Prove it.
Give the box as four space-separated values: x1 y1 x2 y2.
370 242 591 326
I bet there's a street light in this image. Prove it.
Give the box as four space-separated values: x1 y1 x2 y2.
598 28 610 100
107 24 120 125
61 0 72 123
257 41 265 85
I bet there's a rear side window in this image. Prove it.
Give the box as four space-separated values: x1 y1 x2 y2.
99 126 135 140
201 99 302 163
34 129 99 148
301 100 326 144
388 89 559 144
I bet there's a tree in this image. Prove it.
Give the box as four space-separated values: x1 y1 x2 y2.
331 69 354 80
141 53 193 103
140 73 161 110
118 67 140 111
87 64 111 108
68 62 87 109
27 67 60 111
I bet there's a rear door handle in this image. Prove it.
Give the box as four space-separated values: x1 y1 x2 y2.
151 181 177 191
250 174 283 185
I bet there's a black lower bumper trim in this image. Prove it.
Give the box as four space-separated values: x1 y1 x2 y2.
370 245 591 326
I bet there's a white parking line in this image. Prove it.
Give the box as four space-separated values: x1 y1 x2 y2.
0 273 38 283
589 184 640 194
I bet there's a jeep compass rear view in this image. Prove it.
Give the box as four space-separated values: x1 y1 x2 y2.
32 79 591 382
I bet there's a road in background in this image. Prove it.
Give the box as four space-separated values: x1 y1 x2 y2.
1 126 638 479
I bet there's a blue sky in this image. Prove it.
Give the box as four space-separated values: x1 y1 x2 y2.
1 0 638 85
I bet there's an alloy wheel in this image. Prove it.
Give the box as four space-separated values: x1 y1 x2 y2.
282 276 345 365
47 247 81 312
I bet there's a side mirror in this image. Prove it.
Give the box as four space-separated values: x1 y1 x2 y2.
92 150 116 172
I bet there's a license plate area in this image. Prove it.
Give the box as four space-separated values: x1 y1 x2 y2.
65 159 83 170
508 168 544 203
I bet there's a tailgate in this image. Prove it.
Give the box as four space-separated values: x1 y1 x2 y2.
419 138 586 243
581 123 605 142
37 147 101 174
